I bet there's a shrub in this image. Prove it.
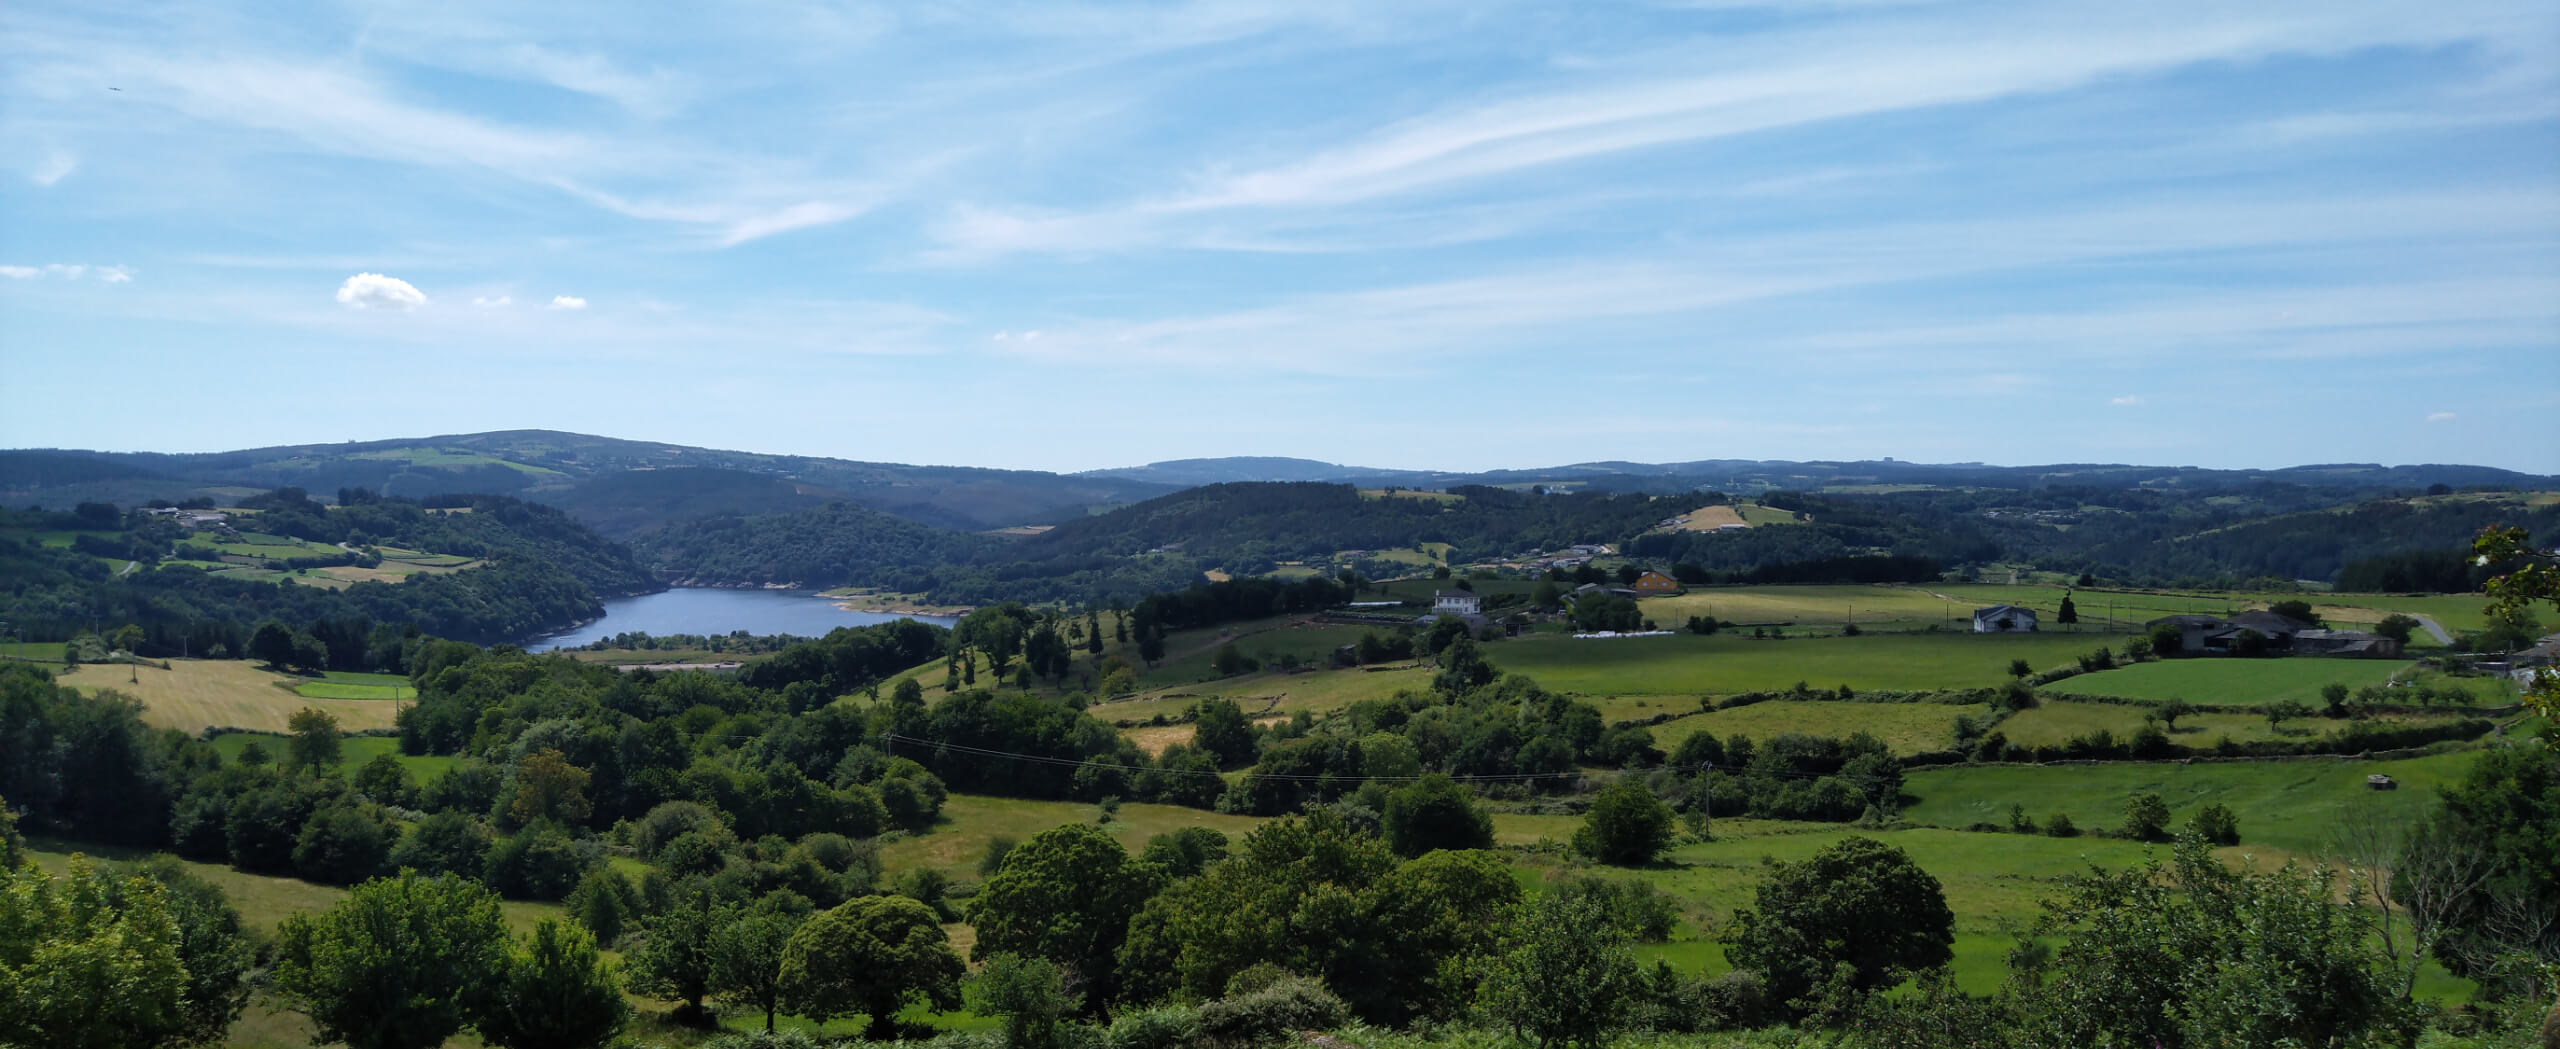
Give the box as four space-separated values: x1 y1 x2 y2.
2187 803 2240 846
1101 1004 1201 1049
2046 812 2077 838
1195 973 1349 1046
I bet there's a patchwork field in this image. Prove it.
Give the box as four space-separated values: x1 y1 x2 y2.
1644 700 1990 756
1901 749 2477 854
1993 700 2484 751
55 658 403 733
1637 584 1962 630
206 731 456 781
1485 630 2104 697
2050 657 2412 706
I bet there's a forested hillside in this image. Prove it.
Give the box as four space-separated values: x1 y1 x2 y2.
0 491 655 648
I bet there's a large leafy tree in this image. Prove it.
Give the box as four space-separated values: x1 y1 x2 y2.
476 918 631 1049
710 906 805 1032
286 707 342 775
2013 837 2392 1047
968 823 1165 1008
626 897 721 1022
1573 780 1673 866
0 856 190 1049
270 871 512 1049
1726 835 1955 1012
779 894 964 1039
113 859 254 1047
1477 890 1639 1049
1118 808 1398 1004
1382 774 1495 858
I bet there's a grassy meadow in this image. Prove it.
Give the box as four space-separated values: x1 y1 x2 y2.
2050 657 2411 706
1992 701 2482 751
55 658 404 733
1901 750 2477 854
1485 630 2102 697
1644 700 1989 755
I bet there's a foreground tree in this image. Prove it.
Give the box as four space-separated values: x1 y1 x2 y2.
1726 836 1955 1012
1478 891 1639 1049
710 906 804 1032
476 918 631 1049
0 856 189 1049
627 898 720 1023
968 953 1080 1049
970 823 1164 1007
2013 836 2394 1047
271 871 512 1049
779 894 964 1039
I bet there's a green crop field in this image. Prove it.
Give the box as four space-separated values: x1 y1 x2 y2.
1638 585 1961 630
208 732 457 782
290 670 416 700
0 640 70 663
1902 750 2478 855
2051 657 2411 706
1993 700 2484 751
1645 700 1989 755
879 794 1267 880
1485 630 2103 697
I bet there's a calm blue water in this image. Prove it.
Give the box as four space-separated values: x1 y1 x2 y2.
527 588 957 651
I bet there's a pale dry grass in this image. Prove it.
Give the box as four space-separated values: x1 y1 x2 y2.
1675 504 1748 530
58 659 402 734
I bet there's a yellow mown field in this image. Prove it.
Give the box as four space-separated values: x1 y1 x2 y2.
56 659 403 734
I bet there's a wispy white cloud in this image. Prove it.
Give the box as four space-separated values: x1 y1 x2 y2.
2427 412 2459 422
0 262 128 281
30 148 77 186
2111 395 2143 406
932 0 2557 259
547 295 588 310
336 273 427 310
473 295 512 308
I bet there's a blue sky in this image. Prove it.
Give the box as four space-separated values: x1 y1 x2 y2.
3 0 2556 473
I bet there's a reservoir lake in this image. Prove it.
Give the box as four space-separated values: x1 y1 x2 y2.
529 588 957 651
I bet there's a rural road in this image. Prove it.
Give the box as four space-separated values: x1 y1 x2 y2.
2408 614 2453 645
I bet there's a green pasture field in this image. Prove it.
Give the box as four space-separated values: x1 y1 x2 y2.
1735 502 1806 525
1902 749 2478 855
1638 585 1961 630
213 534 347 560
1994 700 2486 751
290 671 415 700
2050 657 2411 706
0 640 69 663
9 528 116 548
1141 620 1381 683
1643 700 1990 756
345 446 565 476
208 732 456 782
879 794 1267 881
1926 583 2498 636
1485 630 2103 697
1092 665 1435 726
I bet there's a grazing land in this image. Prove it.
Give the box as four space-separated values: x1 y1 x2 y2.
1485 630 2103 697
1645 700 1989 755
207 731 456 781
879 794 1267 880
2050 657 2411 706
1901 750 2477 854
1993 700 2478 750
55 658 403 733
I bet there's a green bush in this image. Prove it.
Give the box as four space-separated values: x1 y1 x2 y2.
1100 1004 1201 1049
1196 973 1350 1046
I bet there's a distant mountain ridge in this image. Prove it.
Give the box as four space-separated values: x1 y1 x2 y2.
5 431 2553 546
1083 455 2556 495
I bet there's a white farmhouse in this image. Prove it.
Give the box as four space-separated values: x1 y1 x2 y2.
1971 605 2038 633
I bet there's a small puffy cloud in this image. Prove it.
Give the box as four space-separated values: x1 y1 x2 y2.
96 266 132 283
547 295 588 310
473 295 513 308
2426 412 2457 423
2109 394 2142 406
46 264 84 279
336 272 427 310
0 265 35 279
